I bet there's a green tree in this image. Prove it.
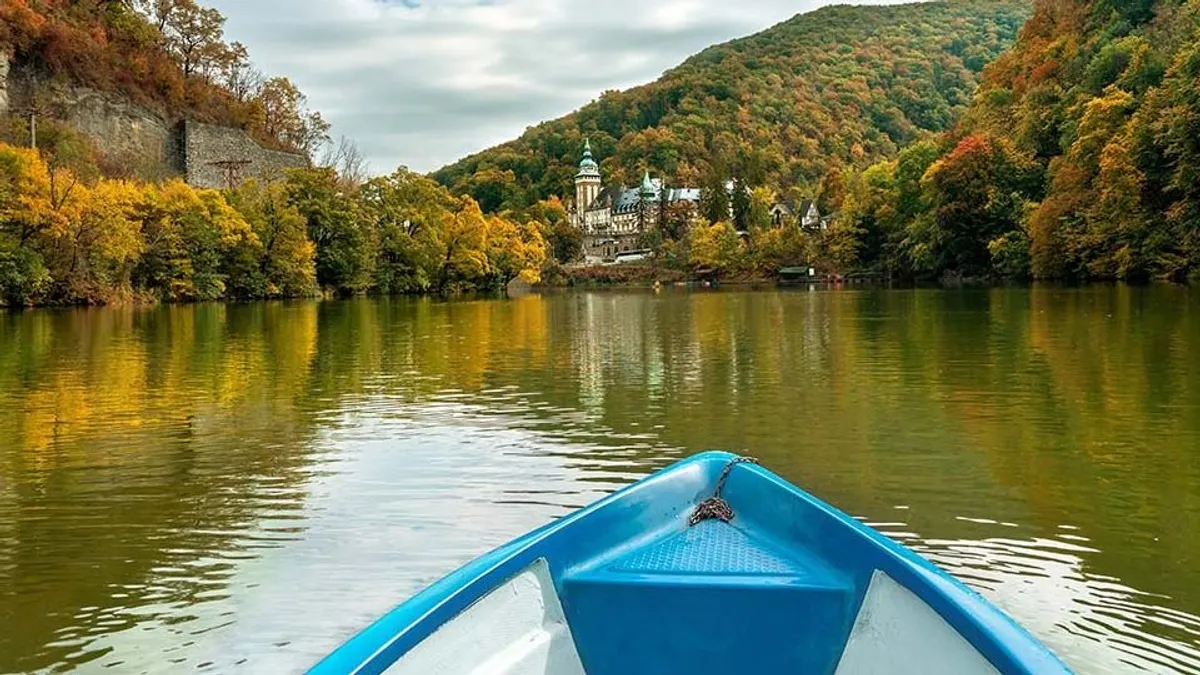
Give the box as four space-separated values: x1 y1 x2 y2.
1157 39 1200 278
911 135 1040 278
747 187 775 234
731 177 751 232
548 220 583 264
700 168 729 225
357 169 455 293
838 161 899 274
529 197 582 264
285 168 373 295
227 180 316 298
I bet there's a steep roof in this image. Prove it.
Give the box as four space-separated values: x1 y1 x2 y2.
614 188 643 214
772 198 818 217
586 185 623 211
665 188 701 203
586 183 702 213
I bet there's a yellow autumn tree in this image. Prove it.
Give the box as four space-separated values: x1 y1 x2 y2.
137 180 260 301
0 145 55 303
436 198 490 290
47 179 145 302
486 216 548 285
689 221 744 275
753 226 812 273
0 145 56 242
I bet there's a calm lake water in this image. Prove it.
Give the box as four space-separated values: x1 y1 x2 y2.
0 287 1198 674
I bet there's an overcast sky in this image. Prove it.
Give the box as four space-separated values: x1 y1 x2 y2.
206 0 907 174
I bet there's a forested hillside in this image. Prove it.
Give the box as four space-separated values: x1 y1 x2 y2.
837 0 1200 281
432 1 1031 213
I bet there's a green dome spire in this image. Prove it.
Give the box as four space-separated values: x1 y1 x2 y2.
576 138 600 179
640 170 656 198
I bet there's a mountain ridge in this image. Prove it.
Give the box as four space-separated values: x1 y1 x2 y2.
432 0 1032 213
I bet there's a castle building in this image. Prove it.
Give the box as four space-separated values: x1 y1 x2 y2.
569 140 701 262
567 140 831 261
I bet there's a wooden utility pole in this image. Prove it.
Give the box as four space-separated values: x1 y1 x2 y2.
209 159 252 189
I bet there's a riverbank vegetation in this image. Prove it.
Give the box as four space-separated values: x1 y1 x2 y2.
0 141 549 306
10 0 1200 290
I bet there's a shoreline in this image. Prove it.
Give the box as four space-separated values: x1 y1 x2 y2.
1 275 1187 310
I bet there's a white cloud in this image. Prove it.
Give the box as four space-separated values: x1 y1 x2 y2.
205 0 909 173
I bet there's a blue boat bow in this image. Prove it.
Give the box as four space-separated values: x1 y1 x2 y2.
311 452 1071 675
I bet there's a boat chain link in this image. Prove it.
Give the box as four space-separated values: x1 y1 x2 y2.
689 456 759 526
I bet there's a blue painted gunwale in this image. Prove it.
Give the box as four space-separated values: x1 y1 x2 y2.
309 452 1071 675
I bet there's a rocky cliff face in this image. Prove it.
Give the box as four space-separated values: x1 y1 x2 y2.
0 51 11 116
62 87 180 179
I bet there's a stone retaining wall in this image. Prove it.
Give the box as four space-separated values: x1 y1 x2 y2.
182 121 308 189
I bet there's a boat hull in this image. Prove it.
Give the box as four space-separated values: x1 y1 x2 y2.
310 452 1071 675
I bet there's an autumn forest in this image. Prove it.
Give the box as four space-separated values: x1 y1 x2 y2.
2 0 1200 307
441 0 1200 284
0 0 553 305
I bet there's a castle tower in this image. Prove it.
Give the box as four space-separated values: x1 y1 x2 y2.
640 170 657 201
639 170 658 230
575 139 601 229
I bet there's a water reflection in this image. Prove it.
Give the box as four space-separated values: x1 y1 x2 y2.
917 533 1200 674
0 287 1197 673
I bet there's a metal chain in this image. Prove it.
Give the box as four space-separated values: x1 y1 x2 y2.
689 456 759 526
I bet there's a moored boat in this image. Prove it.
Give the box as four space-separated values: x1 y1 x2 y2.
310 452 1072 674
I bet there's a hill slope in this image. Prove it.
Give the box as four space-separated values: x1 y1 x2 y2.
432 1 1031 213
975 0 1200 280
836 0 1200 280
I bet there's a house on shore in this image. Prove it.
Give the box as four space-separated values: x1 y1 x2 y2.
770 199 829 232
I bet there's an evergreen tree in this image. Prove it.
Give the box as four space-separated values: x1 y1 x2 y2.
701 168 729 225
658 177 671 235
731 176 751 232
